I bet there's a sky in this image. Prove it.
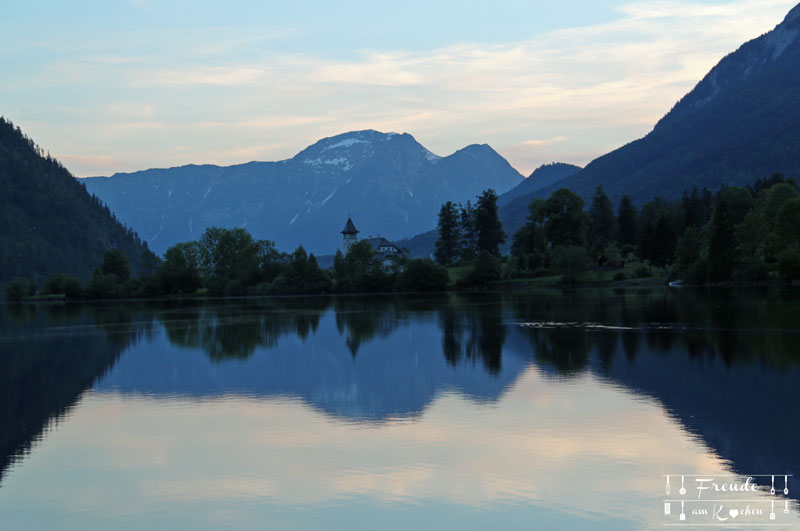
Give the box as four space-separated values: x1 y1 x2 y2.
1 0 796 177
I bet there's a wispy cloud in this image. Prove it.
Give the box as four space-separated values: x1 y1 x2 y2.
516 137 569 148
313 53 427 86
4 0 795 176
138 65 269 87
60 154 122 171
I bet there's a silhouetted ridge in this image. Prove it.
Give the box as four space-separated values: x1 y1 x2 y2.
0 118 155 282
530 4 800 205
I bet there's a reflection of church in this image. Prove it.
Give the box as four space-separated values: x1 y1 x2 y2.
340 216 405 267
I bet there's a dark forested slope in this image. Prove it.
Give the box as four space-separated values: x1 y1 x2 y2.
0 118 155 283
534 4 800 205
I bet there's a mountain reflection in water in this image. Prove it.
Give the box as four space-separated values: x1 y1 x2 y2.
1 288 799 526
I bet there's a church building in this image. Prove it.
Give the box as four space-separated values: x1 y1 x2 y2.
340 216 405 268
341 216 359 252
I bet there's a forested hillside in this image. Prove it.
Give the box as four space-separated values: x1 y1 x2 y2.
0 118 155 283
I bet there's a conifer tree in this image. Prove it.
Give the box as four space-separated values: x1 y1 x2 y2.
475 189 506 256
616 194 638 247
542 188 585 247
707 196 736 281
458 201 478 260
586 185 616 253
651 214 676 268
434 201 460 265
511 198 546 257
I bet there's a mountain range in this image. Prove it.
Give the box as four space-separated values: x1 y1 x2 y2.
6 5 799 269
83 130 523 256
401 4 800 257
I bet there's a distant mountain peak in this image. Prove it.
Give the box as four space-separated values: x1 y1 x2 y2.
496 161 582 208
292 129 451 174
321 136 370 152
312 129 407 149
292 130 399 172
460 143 491 152
451 143 502 161
85 130 523 255
529 162 582 177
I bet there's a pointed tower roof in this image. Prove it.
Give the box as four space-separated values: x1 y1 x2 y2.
341 216 359 235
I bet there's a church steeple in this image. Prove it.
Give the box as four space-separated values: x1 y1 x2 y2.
341 216 359 252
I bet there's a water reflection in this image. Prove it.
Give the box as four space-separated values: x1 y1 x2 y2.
507 288 800 487
0 303 149 486
161 298 329 361
93 296 527 421
333 296 398 357
1 288 800 528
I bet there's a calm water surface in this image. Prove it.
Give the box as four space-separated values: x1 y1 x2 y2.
1 289 799 530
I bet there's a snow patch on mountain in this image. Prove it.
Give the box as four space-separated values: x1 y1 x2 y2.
303 156 353 171
321 189 337 206
423 148 440 163
324 138 369 151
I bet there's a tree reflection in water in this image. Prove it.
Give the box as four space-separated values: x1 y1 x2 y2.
438 294 506 374
2 288 800 498
0 302 150 487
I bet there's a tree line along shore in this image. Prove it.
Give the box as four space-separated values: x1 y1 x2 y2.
4 174 800 303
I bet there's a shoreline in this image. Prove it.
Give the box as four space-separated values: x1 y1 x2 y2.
6 279 799 306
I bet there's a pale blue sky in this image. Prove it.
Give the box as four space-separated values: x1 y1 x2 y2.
1 0 796 176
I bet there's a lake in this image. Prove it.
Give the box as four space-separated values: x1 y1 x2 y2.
1 288 799 530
